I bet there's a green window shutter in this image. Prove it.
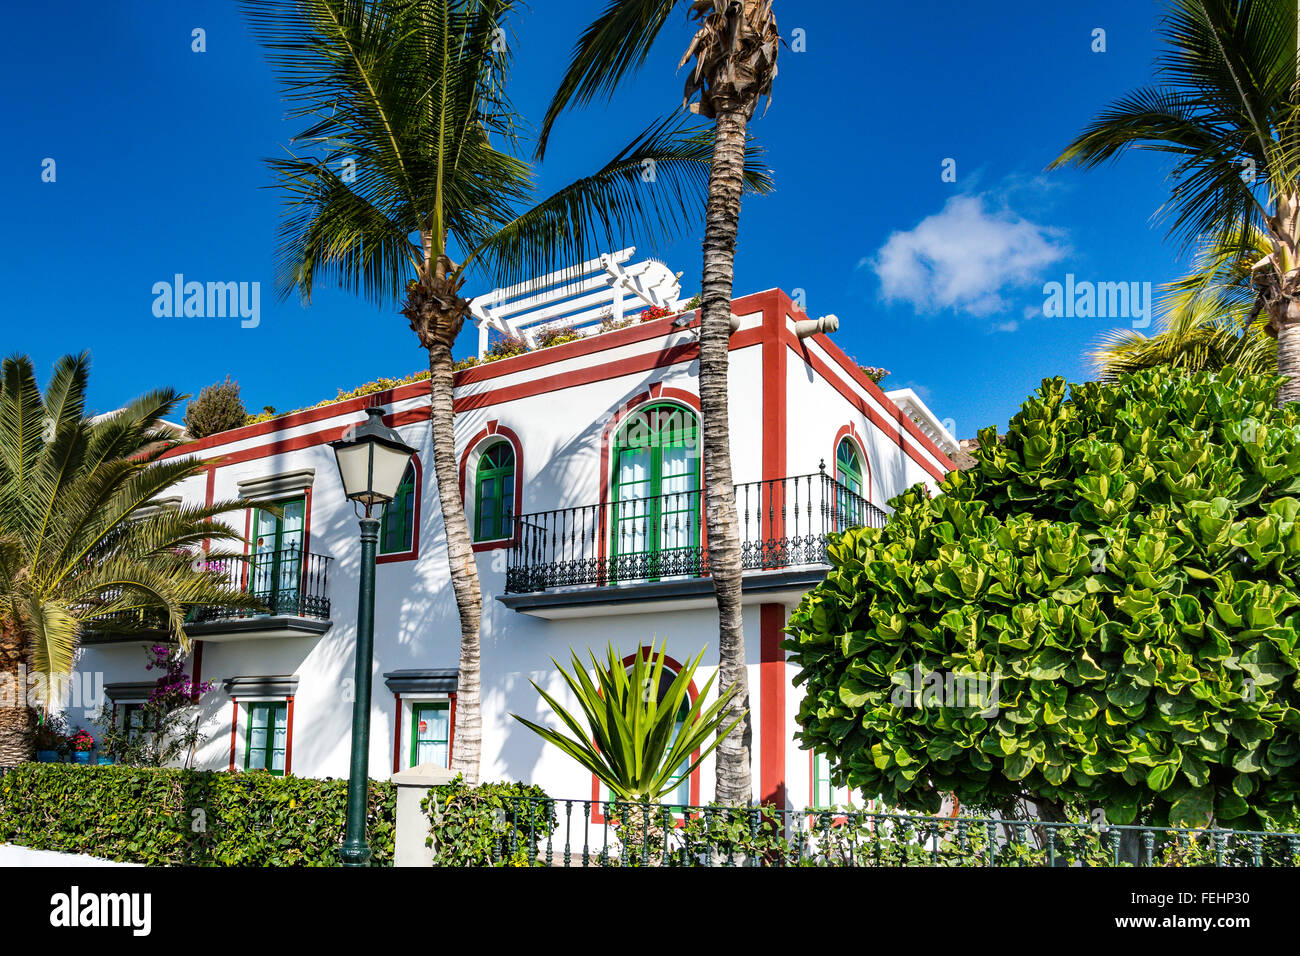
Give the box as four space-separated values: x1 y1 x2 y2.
473 442 515 542
611 403 701 581
245 701 289 776
835 438 863 495
250 497 306 614
813 752 833 808
409 702 451 768
380 463 417 554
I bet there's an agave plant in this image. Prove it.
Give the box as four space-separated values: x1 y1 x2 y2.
512 642 741 804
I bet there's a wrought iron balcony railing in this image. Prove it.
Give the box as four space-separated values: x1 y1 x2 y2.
91 546 333 633
504 465 887 594
193 545 333 622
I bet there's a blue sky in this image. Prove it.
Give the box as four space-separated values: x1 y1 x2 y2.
3 1 1186 441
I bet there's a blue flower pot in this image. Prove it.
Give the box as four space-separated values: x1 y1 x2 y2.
95 756 114 766
35 749 59 763
72 751 90 764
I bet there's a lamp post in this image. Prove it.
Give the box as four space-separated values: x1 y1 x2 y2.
331 406 416 867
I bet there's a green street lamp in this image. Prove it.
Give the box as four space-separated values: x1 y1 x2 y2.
331 406 416 867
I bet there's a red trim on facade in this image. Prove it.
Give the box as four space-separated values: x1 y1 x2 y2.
787 336 949 483
455 309 701 385
376 453 422 564
810 330 956 470
759 603 787 809
759 291 788 551
228 698 238 772
190 642 204 705
159 324 765 474
457 421 524 552
590 647 702 824
832 423 873 503
284 695 295 776
392 693 403 775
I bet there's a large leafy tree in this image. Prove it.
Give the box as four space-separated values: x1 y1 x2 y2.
538 0 780 806
785 367 1300 829
1054 0 1300 405
0 354 256 764
1091 226 1275 379
242 0 768 784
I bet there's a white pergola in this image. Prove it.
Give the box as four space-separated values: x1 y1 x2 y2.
468 247 683 357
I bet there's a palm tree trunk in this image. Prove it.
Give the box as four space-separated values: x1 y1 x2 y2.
427 340 483 785
701 107 752 806
0 619 33 764
1276 301 1300 406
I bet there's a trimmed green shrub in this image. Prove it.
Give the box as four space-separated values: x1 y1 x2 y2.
786 368 1300 830
183 377 248 438
0 763 395 866
424 776 554 866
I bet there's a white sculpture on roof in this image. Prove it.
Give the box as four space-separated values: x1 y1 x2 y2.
468 247 683 357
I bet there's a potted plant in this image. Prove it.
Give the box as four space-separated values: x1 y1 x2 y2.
511 642 742 865
69 729 94 764
34 711 69 762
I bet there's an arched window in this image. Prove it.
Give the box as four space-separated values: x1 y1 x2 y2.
611 403 700 581
474 441 515 542
380 462 417 555
834 437 867 529
835 437 864 495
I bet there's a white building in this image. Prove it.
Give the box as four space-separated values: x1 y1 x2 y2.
79 261 956 812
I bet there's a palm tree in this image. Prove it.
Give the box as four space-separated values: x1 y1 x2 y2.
242 0 769 784
0 354 258 764
536 0 780 807
1090 225 1276 379
1053 0 1300 405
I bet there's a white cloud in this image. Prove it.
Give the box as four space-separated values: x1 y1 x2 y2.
871 194 1067 317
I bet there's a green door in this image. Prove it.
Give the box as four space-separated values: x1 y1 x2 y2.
611 404 700 581
250 497 305 614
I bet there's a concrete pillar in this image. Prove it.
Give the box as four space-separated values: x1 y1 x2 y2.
391 763 457 867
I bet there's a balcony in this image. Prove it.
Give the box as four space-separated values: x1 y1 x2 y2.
499 468 887 618
84 547 334 644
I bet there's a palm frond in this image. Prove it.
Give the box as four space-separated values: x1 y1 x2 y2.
536 0 682 158
466 113 771 288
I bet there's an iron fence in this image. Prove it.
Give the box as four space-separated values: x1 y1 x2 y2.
464 797 1300 868
505 465 888 593
91 545 332 632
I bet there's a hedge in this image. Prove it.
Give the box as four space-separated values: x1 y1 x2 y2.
0 763 396 866
425 776 554 866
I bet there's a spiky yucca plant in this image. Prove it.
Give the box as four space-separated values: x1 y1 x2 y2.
512 642 741 804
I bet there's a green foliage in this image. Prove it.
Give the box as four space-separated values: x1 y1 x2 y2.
512 642 741 802
1090 226 1275 381
183 377 248 438
423 775 554 866
244 370 432 427
786 367 1300 830
0 763 396 865
0 354 258 687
